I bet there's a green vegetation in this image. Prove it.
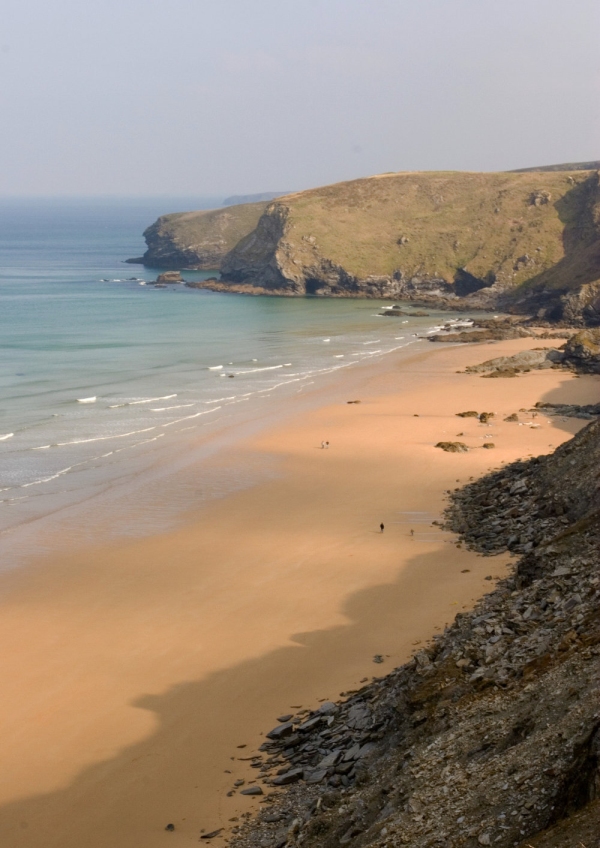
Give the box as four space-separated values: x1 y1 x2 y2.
279 170 594 284
141 201 269 269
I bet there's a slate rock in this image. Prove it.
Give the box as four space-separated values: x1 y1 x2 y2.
272 768 304 786
266 722 294 740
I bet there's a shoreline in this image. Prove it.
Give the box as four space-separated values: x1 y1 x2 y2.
0 338 597 847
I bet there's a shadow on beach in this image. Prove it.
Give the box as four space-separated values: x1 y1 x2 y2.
0 374 592 848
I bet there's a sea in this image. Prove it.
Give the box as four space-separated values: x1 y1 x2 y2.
0 197 469 566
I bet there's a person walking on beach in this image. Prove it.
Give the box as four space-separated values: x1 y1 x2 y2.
410 528 414 537
380 523 384 533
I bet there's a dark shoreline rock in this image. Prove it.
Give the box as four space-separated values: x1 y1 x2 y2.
156 271 184 284
230 421 600 848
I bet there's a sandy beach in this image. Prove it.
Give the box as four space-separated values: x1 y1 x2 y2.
0 336 597 848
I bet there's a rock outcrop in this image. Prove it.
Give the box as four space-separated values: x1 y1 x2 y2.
231 420 600 848
156 271 183 283
216 169 600 324
135 166 600 324
136 201 270 269
464 348 564 376
561 328 600 373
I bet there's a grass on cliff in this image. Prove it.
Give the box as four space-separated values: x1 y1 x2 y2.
279 170 597 287
147 201 269 252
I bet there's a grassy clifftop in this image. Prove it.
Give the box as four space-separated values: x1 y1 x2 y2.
140 201 269 269
138 166 600 323
220 168 600 322
268 170 583 281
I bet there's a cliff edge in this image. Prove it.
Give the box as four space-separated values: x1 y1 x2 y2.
138 201 270 269
136 165 600 324
219 169 600 324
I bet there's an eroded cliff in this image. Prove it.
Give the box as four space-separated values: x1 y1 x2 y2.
138 201 269 269
136 166 600 324
219 170 600 324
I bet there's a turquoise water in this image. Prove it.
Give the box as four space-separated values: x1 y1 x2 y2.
0 198 461 559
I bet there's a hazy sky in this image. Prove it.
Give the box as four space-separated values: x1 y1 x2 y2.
1 0 598 196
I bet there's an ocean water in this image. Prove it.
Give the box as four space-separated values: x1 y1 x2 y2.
0 198 465 564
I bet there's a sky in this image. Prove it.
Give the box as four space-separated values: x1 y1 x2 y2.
1 0 599 197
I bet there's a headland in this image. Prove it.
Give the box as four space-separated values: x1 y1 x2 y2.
135 163 600 326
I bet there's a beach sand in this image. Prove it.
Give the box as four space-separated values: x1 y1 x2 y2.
0 337 597 847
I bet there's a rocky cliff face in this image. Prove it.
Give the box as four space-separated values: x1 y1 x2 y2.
136 167 600 324
138 201 269 269
218 170 600 324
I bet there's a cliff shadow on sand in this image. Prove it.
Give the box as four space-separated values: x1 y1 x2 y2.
0 380 595 848
0 540 497 848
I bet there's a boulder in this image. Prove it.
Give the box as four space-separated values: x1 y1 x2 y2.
562 328 600 373
156 271 183 283
435 442 469 453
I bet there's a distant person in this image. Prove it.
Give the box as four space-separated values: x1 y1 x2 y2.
380 523 384 533
321 441 326 449
410 528 414 537
325 441 329 449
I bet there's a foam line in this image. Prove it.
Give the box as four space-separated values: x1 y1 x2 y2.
56 426 156 446
151 404 194 411
161 407 221 427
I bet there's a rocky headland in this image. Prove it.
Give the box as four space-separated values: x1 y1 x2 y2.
229 417 600 848
132 201 270 270
136 163 600 326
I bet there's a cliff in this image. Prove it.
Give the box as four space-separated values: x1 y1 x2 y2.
218 169 600 324
137 201 269 269
137 166 600 324
232 418 600 848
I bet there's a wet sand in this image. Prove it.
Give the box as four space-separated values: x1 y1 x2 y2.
0 337 597 847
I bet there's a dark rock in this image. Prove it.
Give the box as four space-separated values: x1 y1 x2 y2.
456 411 479 418
317 751 342 769
165 824 175 831
562 328 600 373
240 786 264 796
156 271 183 284
435 441 469 453
304 769 328 784
317 702 338 715
453 268 495 297
271 769 304 786
276 715 294 723
466 348 563 376
201 829 224 839
297 717 323 733
266 722 294 740
534 401 600 419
